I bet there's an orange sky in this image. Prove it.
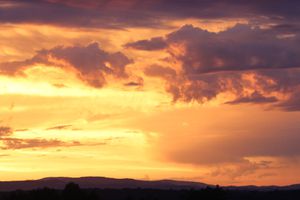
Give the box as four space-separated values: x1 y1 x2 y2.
1 0 300 186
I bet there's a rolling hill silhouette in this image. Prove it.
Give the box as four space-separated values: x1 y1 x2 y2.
0 177 299 192
0 177 208 191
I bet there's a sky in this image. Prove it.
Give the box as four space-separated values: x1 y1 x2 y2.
0 0 300 186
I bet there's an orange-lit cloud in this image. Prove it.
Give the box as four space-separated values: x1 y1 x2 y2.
0 42 133 87
0 126 13 137
0 137 80 150
127 24 300 111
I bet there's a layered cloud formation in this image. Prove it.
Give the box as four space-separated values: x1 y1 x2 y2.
1 0 300 29
127 24 300 110
0 126 82 150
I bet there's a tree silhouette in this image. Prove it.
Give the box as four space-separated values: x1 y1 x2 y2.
62 182 83 200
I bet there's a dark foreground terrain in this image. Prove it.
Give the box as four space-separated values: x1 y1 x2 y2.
0 182 299 200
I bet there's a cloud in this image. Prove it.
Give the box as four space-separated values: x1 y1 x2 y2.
1 0 300 29
209 160 273 180
144 65 177 79
0 123 117 150
0 125 86 150
165 69 300 111
178 25 298 73
226 91 278 105
125 37 167 51
127 24 300 110
167 127 300 165
0 137 81 150
46 124 72 130
0 126 13 137
0 42 132 88
0 0 168 29
164 70 282 104
124 81 143 87
276 91 300 111
129 24 300 73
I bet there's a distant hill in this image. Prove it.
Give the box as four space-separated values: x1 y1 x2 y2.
225 184 300 191
0 177 209 191
0 177 299 192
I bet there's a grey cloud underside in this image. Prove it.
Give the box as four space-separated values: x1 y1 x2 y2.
129 24 300 72
125 37 167 51
0 43 132 88
36 43 132 87
225 91 278 105
166 68 300 108
169 25 300 73
1 0 300 28
0 0 168 29
128 24 300 110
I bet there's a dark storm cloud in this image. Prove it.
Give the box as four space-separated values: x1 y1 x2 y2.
0 43 132 88
0 0 300 28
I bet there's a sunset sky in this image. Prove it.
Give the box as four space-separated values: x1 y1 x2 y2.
0 0 300 186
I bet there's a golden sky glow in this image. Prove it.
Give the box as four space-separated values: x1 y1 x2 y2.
1 0 300 187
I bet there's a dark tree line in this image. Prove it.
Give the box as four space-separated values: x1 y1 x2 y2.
0 182 299 200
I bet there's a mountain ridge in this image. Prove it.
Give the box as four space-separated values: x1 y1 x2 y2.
0 176 209 191
0 176 299 192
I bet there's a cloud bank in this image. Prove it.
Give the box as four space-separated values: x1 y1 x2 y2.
127 24 300 110
1 0 300 29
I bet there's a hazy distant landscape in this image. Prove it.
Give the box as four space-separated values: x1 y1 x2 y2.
0 177 300 200
1 177 300 192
